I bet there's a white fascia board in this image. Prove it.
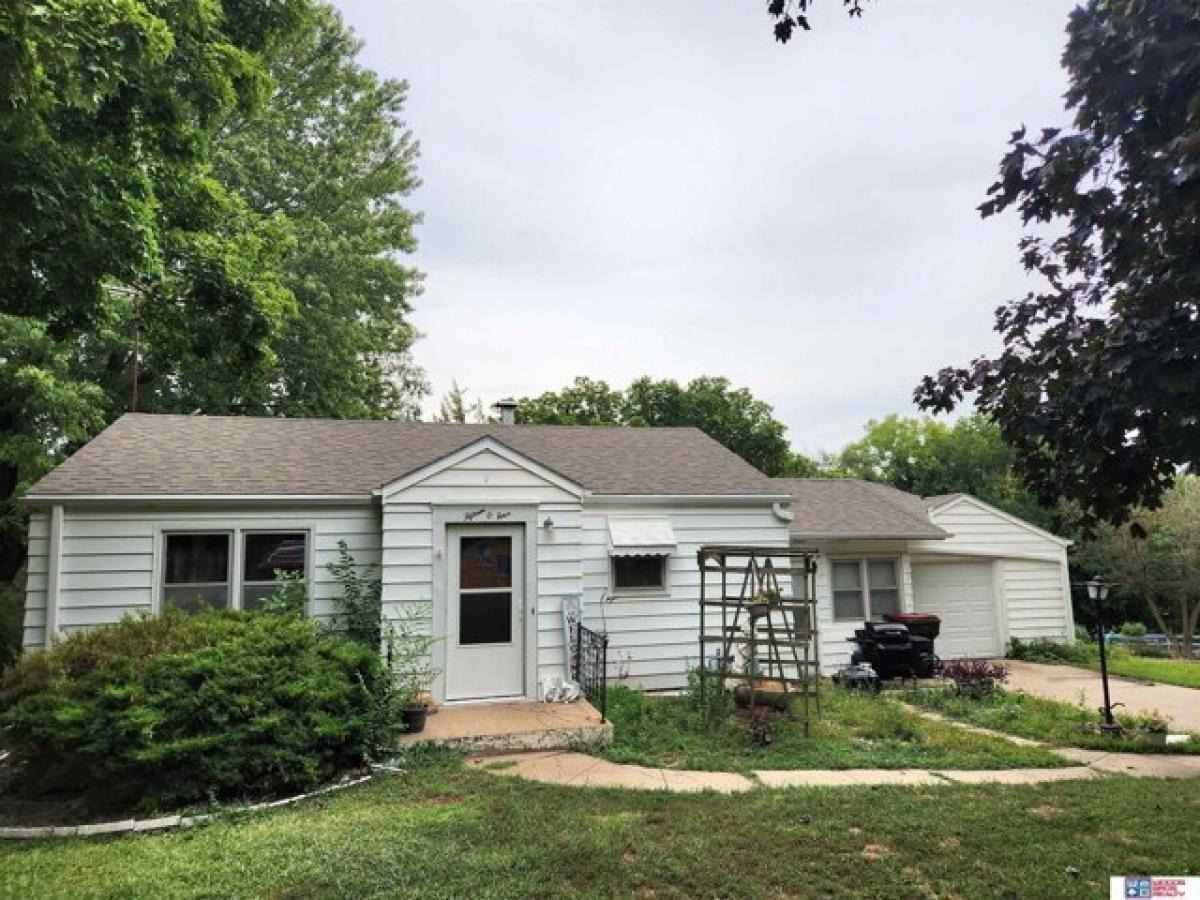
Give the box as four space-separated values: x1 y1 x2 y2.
379 436 586 500
588 493 793 506
789 531 949 541
931 494 1073 548
22 493 375 508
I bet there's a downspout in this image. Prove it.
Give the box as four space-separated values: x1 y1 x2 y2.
772 502 794 523
45 504 63 649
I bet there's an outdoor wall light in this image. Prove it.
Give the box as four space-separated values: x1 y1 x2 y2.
542 516 554 529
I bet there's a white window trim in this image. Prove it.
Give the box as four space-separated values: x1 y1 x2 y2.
154 524 315 614
610 554 671 598
831 557 901 622
160 530 234 612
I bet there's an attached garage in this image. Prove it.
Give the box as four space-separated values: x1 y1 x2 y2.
777 480 1075 669
911 561 1000 659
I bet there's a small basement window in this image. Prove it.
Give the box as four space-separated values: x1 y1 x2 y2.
242 532 308 610
163 533 231 613
612 555 668 593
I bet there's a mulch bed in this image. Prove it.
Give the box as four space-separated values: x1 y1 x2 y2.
0 753 149 827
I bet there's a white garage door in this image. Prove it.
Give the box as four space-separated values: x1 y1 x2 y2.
912 562 1000 659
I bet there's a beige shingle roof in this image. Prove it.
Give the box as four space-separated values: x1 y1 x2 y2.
26 414 786 499
775 478 949 539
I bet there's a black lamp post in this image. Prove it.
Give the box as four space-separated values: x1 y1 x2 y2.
1081 576 1121 734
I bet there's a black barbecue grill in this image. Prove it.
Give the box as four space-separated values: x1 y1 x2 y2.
847 614 941 680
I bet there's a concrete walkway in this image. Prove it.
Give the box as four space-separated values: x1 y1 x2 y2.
467 701 1200 792
1006 660 1200 731
467 751 1102 791
396 700 612 753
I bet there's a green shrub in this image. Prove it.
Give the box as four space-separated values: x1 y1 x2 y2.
1007 636 1097 666
1119 621 1149 637
0 575 24 672
0 609 392 808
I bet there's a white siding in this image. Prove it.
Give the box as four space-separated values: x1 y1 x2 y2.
917 498 1066 559
381 447 585 700
1002 558 1071 642
26 504 381 643
585 503 790 692
22 510 50 648
909 496 1073 648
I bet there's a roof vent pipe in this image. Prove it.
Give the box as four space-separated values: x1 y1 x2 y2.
492 397 518 426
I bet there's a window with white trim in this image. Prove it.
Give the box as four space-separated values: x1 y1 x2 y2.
162 529 309 613
831 558 901 621
611 555 668 594
242 532 308 610
163 533 232 613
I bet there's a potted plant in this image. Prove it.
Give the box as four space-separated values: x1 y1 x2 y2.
383 616 440 735
746 587 782 620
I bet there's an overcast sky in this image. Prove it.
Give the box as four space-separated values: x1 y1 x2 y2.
332 0 1076 454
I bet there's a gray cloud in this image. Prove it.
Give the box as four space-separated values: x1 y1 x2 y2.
333 0 1074 453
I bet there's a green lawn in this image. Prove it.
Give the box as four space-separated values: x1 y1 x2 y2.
907 687 1200 755
1010 638 1200 690
1101 655 1200 690
2 759 1198 899
599 685 1068 772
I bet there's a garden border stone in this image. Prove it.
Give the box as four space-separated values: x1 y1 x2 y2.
0 772 378 840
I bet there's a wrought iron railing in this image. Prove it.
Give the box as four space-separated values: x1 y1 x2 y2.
572 620 609 722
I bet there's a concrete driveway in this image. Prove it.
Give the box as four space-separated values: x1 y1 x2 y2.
1005 660 1200 732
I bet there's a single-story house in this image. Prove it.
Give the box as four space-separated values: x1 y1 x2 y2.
20 413 1074 701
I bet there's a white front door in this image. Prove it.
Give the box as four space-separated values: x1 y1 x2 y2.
912 561 1000 658
445 525 525 700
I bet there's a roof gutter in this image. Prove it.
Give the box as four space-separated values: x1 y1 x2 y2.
788 530 950 541
22 493 376 508
590 493 794 506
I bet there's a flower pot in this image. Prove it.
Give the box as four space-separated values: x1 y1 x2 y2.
401 705 428 734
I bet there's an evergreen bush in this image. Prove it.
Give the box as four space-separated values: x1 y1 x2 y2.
0 609 390 807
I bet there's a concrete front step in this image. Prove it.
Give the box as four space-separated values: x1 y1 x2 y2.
395 699 613 754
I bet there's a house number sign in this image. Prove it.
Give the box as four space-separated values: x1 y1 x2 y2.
462 508 511 522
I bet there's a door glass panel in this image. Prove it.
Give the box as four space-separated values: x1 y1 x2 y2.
460 591 513 644
460 537 512 589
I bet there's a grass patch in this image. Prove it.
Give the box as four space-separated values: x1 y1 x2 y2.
1097 656 1200 690
1 758 1198 899
1009 637 1200 689
598 685 1067 772
907 687 1200 754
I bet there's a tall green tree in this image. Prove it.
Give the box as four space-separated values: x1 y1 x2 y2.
517 377 627 427
0 0 305 589
213 3 425 419
516 376 815 476
917 0 1200 529
0 1 426 664
434 380 489 424
831 414 1054 529
1075 477 1200 659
